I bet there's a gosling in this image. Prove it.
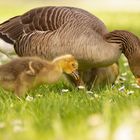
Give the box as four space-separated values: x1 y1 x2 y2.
81 63 119 89
0 54 80 96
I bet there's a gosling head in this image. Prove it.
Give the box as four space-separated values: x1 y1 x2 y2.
53 54 80 81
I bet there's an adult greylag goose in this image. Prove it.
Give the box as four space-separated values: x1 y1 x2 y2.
0 6 139 86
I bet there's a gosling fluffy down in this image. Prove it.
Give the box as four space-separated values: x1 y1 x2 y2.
0 54 80 96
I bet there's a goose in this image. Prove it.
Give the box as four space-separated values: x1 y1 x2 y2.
0 6 140 86
0 54 80 96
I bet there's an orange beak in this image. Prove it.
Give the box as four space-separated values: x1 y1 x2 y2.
136 78 140 86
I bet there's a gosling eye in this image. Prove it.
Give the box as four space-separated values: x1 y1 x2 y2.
71 63 77 68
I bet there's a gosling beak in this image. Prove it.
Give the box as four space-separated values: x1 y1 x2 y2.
70 70 80 81
136 78 140 86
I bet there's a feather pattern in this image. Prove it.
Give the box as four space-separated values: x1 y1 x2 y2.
0 6 140 80
104 30 140 59
1 6 120 69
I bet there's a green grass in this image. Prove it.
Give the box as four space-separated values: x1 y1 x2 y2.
95 11 140 36
0 6 140 140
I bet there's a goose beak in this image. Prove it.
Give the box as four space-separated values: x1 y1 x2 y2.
70 70 80 81
136 78 140 86
70 70 85 87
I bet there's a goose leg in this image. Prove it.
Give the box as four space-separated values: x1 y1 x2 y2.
15 80 27 97
80 69 98 90
14 74 28 97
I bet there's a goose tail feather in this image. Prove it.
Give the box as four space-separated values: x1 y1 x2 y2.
0 16 23 44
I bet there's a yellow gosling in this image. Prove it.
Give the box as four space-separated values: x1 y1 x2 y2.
0 54 80 96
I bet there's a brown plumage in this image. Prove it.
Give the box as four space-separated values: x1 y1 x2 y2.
104 30 140 81
81 63 119 89
0 54 80 96
0 6 140 86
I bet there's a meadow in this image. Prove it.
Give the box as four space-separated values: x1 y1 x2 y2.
0 5 140 140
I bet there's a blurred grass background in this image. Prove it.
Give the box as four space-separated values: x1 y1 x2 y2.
0 0 140 140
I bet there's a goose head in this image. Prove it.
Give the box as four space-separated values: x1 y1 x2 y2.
128 51 140 86
53 54 80 82
104 30 140 85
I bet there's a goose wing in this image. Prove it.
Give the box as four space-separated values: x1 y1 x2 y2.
0 6 108 63
0 6 107 44
0 7 74 44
